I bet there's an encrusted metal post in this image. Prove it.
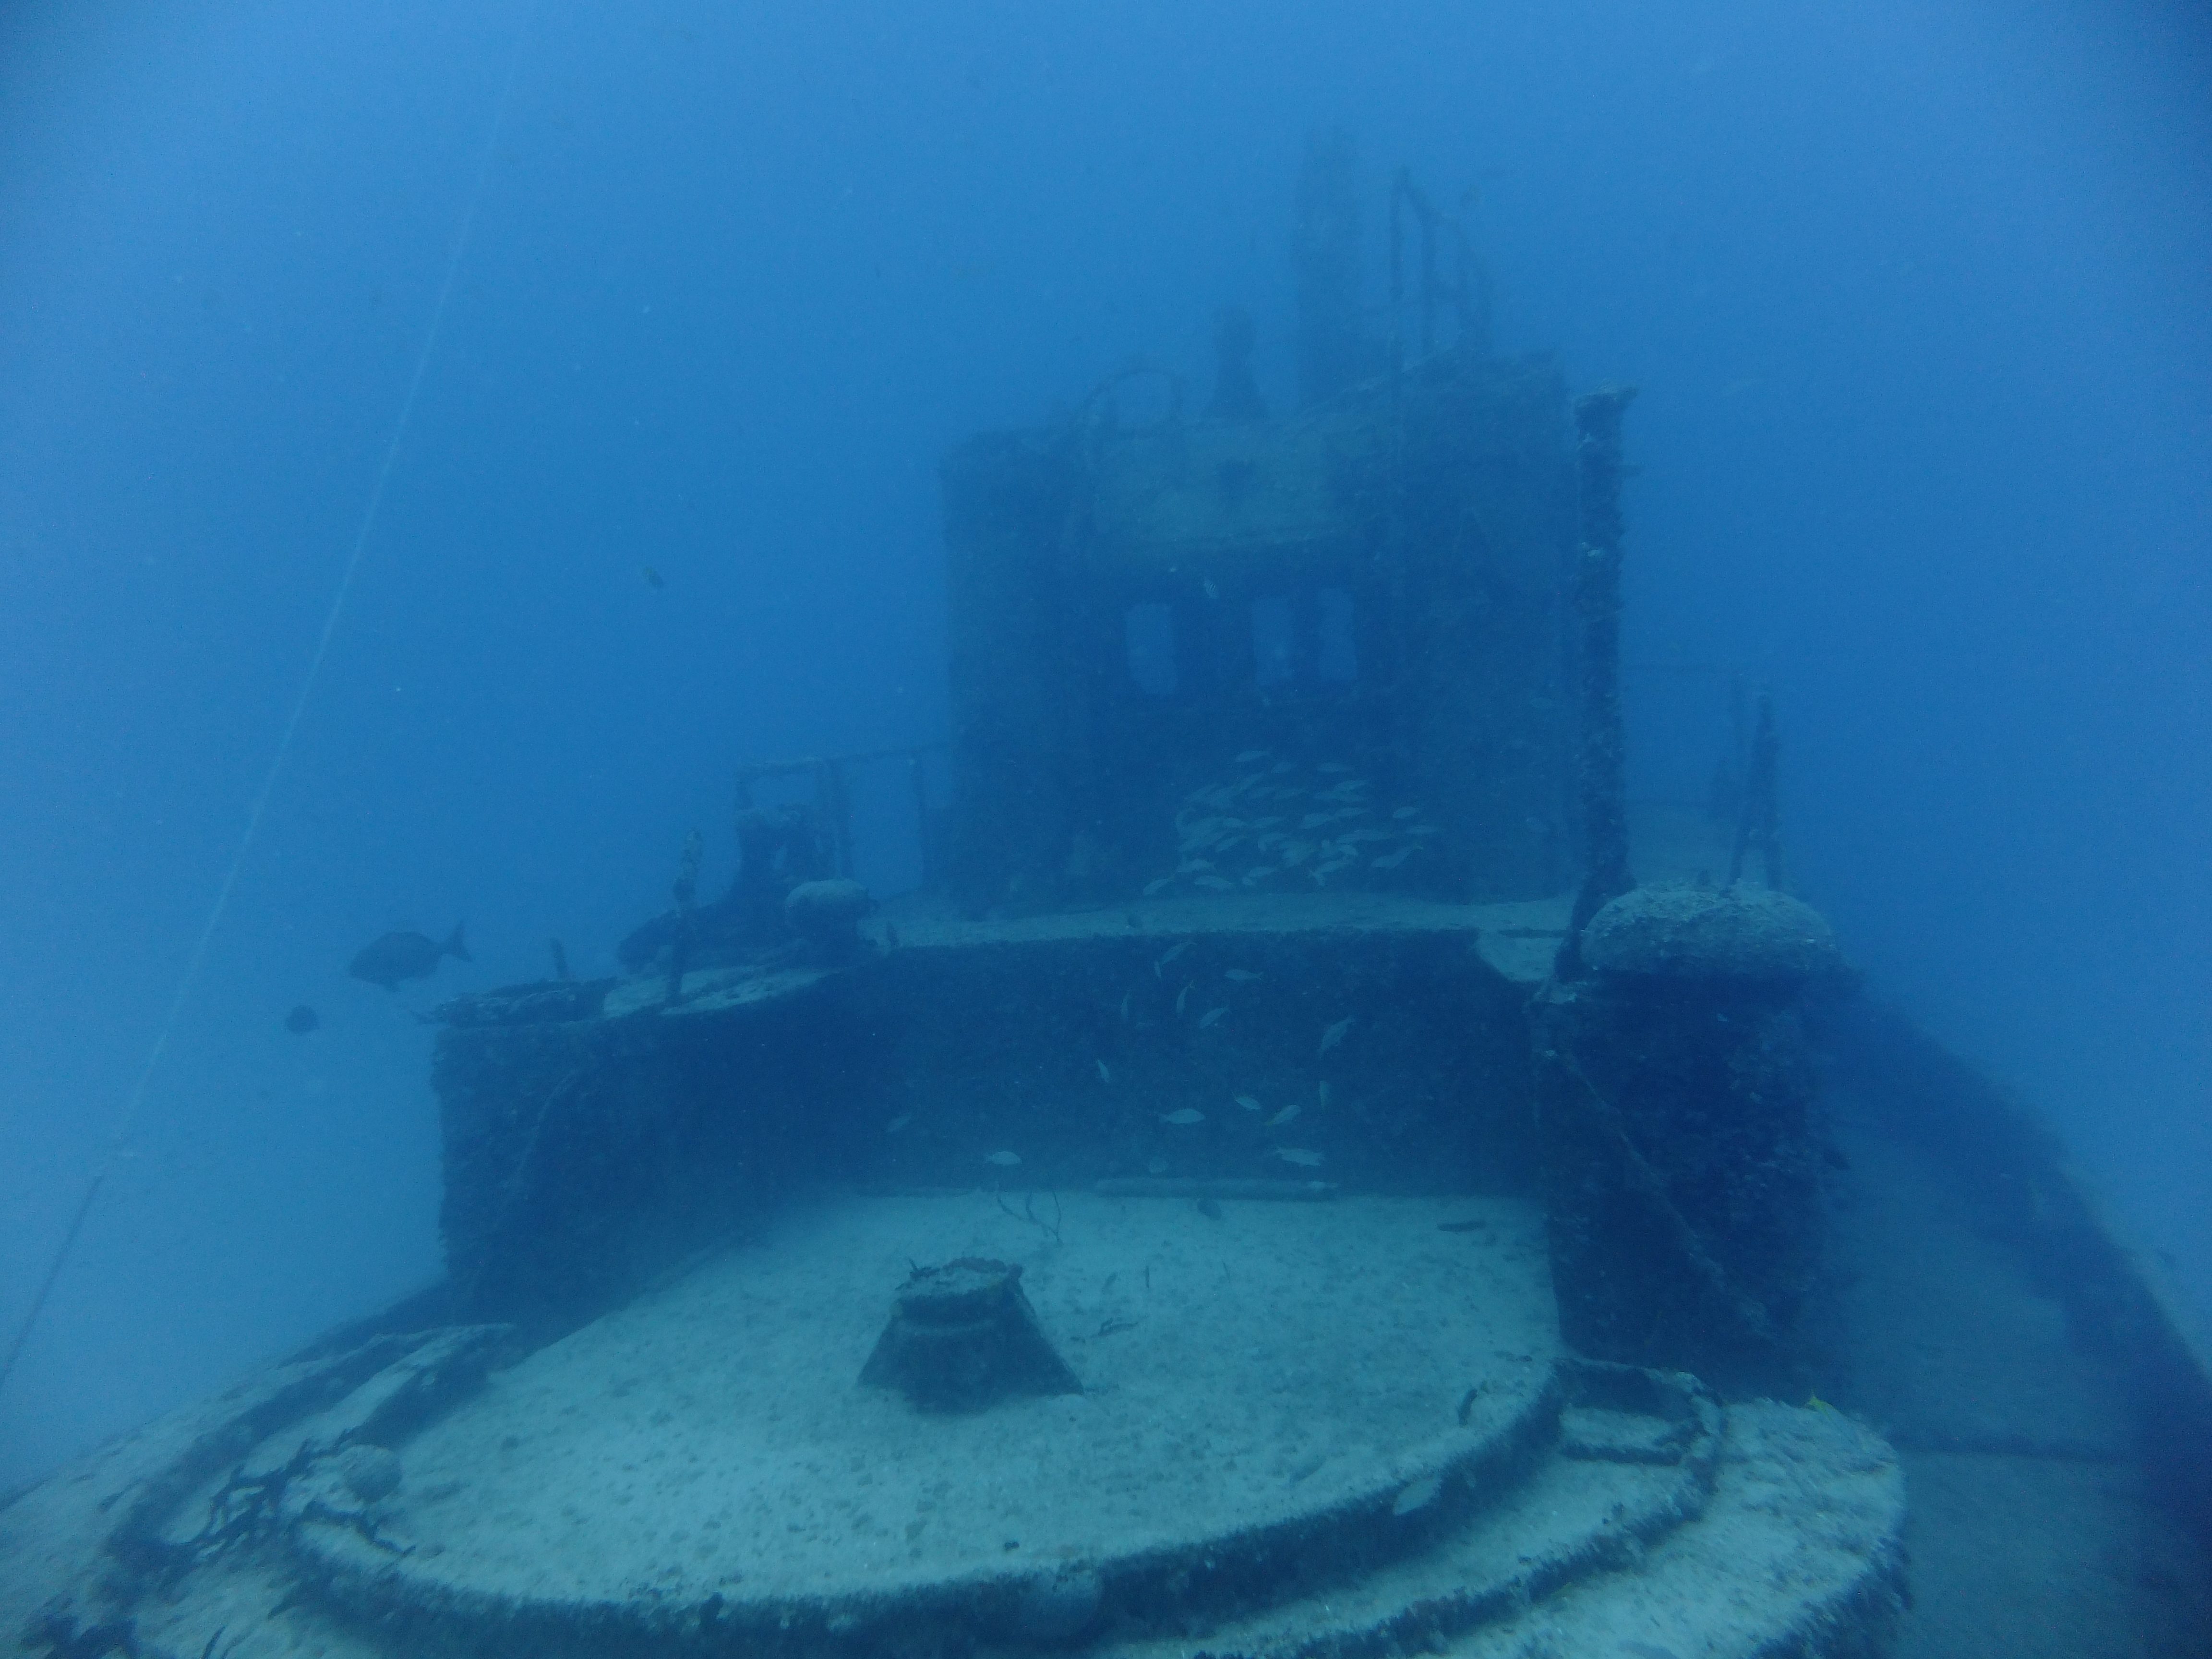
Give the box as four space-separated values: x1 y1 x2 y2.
1728 687 1785 890
1557 384 1638 977
664 828 703 1006
1293 127 1368 408
814 757 854 878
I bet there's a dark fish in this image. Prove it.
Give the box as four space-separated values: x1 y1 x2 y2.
349 923 469 990
642 565 664 589
283 1004 319 1035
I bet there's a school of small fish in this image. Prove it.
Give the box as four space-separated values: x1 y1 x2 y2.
1137 757 1443 900
974 784 1398 1168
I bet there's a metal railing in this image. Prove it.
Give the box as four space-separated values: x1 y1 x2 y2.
734 744 947 889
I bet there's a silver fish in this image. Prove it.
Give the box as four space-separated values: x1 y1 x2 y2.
1299 813 1334 829
1234 1094 1262 1112
1225 968 1262 982
1268 1103 1301 1127
1097 1059 1112 1084
1320 1016 1353 1055
1371 847 1415 869
1235 749 1269 762
1392 1474 1443 1516
1318 1081 1332 1109
1199 1007 1227 1028
1143 876 1174 896
1155 942 1190 977
886 1114 912 1134
985 1150 1022 1166
1196 875 1235 891
1176 981 1192 1016
1159 1108 1205 1126
1393 806 1420 820
1120 991 1132 1022
1274 1147 1325 1167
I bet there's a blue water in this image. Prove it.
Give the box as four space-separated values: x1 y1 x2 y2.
1 0 2206 1499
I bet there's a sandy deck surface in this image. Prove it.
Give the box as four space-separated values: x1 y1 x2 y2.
360 1191 1557 1610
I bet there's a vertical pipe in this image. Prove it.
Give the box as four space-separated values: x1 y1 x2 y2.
1557 384 1639 977
1728 688 1786 890
816 757 855 878
1294 128 1367 408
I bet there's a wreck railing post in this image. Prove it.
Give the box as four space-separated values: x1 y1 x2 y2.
1728 687 1786 891
1557 383 1638 977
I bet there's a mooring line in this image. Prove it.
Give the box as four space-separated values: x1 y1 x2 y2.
1 8 536 1400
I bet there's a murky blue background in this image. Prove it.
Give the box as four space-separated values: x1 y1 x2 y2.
3 0 2206 1487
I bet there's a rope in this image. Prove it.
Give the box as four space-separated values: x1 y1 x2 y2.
0 10 533 1401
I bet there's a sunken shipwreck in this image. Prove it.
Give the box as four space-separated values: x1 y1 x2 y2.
7 134 2209 1659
